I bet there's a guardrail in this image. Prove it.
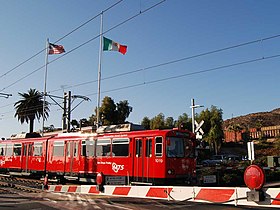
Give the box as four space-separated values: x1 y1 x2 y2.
47 184 280 208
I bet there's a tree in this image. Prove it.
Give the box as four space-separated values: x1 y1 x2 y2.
79 118 90 127
142 113 192 130
71 119 79 130
208 125 220 154
88 113 96 126
198 106 223 154
141 116 151 129
116 100 133 124
99 96 117 125
165 117 174 129
197 109 212 133
175 113 192 130
94 96 132 126
150 113 165 129
14 88 49 133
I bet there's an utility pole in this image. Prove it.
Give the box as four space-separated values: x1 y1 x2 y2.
46 91 89 133
96 12 103 128
67 91 71 132
190 98 204 133
62 92 67 132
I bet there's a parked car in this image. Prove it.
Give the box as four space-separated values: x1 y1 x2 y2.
226 155 241 162
202 155 227 166
202 154 241 166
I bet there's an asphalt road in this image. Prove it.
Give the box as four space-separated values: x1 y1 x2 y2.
0 187 274 210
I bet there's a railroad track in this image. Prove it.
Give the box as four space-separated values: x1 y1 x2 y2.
0 175 45 193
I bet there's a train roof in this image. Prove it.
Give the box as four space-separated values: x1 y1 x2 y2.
96 123 145 133
9 132 42 140
2 124 194 142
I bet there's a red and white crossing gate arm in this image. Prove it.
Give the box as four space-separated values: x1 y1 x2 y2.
48 185 280 208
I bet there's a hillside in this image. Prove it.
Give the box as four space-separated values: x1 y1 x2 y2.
223 108 280 129
222 108 280 158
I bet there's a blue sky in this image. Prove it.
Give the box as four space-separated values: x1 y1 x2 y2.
0 0 280 137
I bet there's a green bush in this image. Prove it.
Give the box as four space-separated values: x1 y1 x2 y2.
220 171 244 187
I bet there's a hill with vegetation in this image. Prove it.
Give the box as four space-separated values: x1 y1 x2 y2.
222 108 280 164
223 108 280 129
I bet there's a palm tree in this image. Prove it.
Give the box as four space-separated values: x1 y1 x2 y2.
14 88 50 133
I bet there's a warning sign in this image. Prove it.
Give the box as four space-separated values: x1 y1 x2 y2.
203 175 217 184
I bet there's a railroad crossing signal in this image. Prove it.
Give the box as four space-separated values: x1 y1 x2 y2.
247 141 255 164
195 120 204 140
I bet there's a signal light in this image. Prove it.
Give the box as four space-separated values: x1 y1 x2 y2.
244 165 265 202
96 172 103 185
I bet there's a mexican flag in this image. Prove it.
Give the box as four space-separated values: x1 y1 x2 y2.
103 37 127 55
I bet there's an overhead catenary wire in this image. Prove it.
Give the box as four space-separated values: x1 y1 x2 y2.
54 0 124 44
0 99 64 118
0 0 124 81
0 1 280 119
0 0 166 92
49 33 280 94
1 42 280 117
0 105 62 121
1 53 279 121
2 0 279 94
84 53 280 97
1 25 280 113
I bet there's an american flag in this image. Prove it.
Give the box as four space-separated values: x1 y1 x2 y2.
49 43 65 54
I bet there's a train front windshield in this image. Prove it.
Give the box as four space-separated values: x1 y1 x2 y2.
166 137 193 158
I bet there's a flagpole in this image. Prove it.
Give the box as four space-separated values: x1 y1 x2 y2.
96 12 103 128
42 38 49 136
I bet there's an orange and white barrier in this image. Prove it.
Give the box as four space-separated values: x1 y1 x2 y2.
47 185 280 208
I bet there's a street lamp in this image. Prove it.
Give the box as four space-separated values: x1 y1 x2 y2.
190 98 204 133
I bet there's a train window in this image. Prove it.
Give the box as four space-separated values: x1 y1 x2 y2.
28 144 33 156
112 138 129 157
6 143 13 156
96 139 111 157
53 141 65 157
66 142 71 157
81 140 86 156
0 144 5 156
23 144 27 156
136 139 142 157
185 140 193 157
74 142 78 157
33 142 43 156
81 139 95 157
155 137 163 157
13 143 22 156
145 139 152 157
166 137 184 158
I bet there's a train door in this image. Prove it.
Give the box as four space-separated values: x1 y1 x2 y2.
133 138 143 182
143 137 153 182
133 137 153 183
65 141 79 176
21 143 33 172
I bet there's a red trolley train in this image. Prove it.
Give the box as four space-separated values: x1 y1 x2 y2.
0 124 196 185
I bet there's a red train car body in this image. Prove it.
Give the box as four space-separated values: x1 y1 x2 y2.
0 125 196 185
